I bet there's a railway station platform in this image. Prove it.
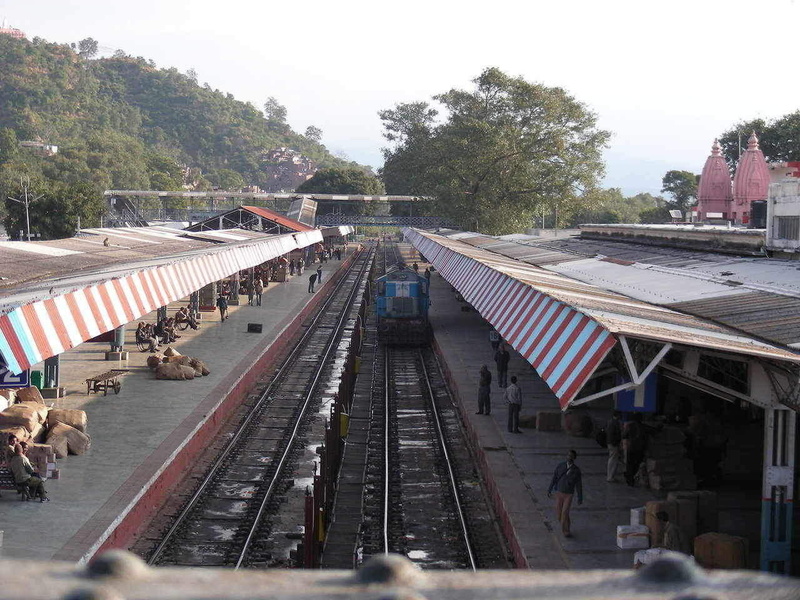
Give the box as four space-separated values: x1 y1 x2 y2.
0 254 350 561
421 259 758 571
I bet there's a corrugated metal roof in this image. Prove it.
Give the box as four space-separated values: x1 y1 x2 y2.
668 292 800 347
240 205 315 232
0 228 324 374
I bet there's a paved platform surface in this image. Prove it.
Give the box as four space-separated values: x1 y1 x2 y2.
420 248 772 570
0 256 344 560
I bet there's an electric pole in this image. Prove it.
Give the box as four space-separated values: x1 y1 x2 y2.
7 177 43 241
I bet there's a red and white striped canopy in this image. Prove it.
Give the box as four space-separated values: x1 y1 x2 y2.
405 229 616 408
0 230 322 375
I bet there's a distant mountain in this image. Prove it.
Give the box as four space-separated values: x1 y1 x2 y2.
0 34 357 194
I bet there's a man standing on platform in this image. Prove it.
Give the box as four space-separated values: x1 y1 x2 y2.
505 376 522 433
547 449 583 537
623 413 647 487
476 365 492 415
316 265 323 284
215 293 228 322
254 278 263 307
494 343 510 388
606 410 624 482
308 272 317 293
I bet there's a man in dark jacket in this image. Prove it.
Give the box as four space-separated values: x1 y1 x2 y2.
308 272 317 293
494 344 510 388
547 449 583 537
606 410 623 482
476 365 492 415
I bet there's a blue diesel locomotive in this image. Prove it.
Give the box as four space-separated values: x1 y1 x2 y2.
375 267 431 344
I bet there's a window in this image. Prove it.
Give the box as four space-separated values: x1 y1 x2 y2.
776 216 800 240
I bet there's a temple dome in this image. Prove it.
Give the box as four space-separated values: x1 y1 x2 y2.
733 132 770 204
697 139 732 203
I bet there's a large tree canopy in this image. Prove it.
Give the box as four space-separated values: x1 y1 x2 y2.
296 167 385 215
661 170 698 213
718 111 800 168
379 68 610 234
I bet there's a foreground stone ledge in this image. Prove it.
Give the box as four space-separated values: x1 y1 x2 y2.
0 551 797 600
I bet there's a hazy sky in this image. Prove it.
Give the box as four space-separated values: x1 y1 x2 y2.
2 0 798 195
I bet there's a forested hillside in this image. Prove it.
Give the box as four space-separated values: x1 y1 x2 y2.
0 34 354 237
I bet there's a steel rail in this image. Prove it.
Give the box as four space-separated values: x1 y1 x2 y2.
382 344 391 554
147 247 372 566
234 246 375 568
418 349 478 571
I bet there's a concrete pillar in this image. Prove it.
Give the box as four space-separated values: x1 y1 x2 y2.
105 324 129 362
43 355 60 388
157 306 168 322
189 291 200 316
761 407 796 573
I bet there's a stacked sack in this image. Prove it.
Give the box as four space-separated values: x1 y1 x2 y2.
645 426 696 491
0 386 90 466
146 347 211 381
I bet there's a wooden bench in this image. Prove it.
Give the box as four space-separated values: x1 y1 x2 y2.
86 369 127 395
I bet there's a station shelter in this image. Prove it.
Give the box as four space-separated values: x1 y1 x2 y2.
404 227 800 573
0 223 323 393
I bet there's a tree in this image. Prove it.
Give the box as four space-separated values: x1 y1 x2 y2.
639 206 672 224
379 68 610 234
263 97 287 124
297 167 385 215
0 128 18 164
78 38 99 59
304 125 323 143
3 179 104 240
206 168 244 191
661 170 698 212
718 111 800 168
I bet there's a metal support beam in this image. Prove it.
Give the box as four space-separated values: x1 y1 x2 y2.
189 291 199 315
761 407 795 573
43 354 60 389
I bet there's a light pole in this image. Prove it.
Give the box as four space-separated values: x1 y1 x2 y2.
7 177 43 241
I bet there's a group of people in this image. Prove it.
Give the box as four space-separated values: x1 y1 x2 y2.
4 433 48 502
136 313 190 352
604 410 648 487
481 329 583 537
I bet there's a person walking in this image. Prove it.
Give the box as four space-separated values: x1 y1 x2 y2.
254 278 263 307
476 365 492 415
547 449 583 537
316 265 323 284
215 293 228 322
505 376 522 433
623 413 647 487
489 328 500 352
308 272 317 293
606 410 624 482
494 343 510 388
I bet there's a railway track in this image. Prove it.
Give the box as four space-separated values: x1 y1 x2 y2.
146 247 375 568
323 242 508 570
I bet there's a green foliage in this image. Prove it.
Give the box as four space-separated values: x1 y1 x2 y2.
639 206 672 224
661 170 698 212
3 178 104 240
264 97 287 125
297 167 385 216
0 34 356 236
78 38 98 59
565 188 664 226
379 68 610 234
718 111 800 168
297 167 385 195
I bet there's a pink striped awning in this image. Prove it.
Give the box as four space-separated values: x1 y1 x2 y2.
405 229 616 408
0 230 322 375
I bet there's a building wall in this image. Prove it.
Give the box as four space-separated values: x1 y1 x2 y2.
766 180 800 253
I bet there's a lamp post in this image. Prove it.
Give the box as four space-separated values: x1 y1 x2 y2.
7 177 43 242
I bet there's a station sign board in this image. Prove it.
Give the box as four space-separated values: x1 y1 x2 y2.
0 366 29 388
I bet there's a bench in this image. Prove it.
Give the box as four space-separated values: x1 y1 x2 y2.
0 465 30 500
86 369 127 395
